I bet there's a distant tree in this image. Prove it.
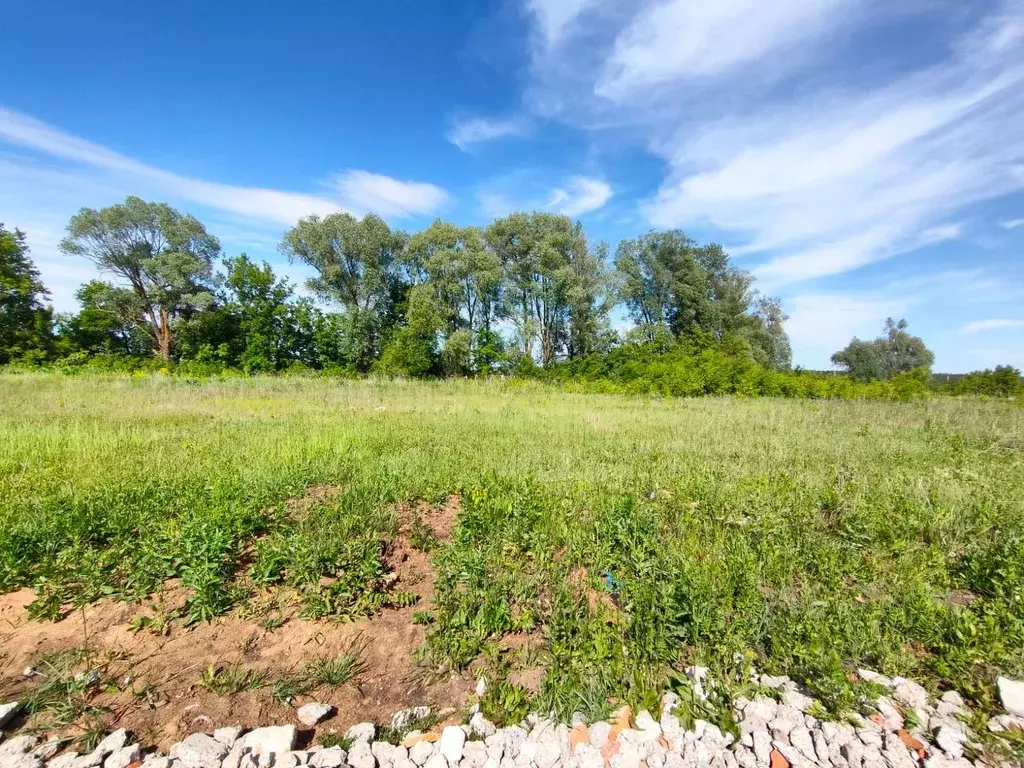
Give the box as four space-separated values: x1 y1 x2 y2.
614 230 791 369
279 213 407 371
0 224 55 363
59 197 220 359
485 212 606 366
952 365 1024 397
831 318 934 381
222 254 297 372
57 280 150 356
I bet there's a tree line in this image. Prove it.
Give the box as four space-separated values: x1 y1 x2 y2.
1 196 791 375
1 195 1021 398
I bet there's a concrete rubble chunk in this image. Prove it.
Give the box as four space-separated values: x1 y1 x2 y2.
297 702 334 727
393 707 432 732
309 746 348 768
348 723 378 744
102 744 141 768
0 702 22 730
214 727 244 745
241 725 298 763
349 740 376 768
170 733 230 768
410 740 436 766
997 677 1024 718
933 726 966 759
438 725 466 766
0 735 38 756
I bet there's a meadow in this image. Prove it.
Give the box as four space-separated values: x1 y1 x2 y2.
1 372 1022 738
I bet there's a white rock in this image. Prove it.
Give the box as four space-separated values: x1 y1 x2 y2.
997 676 1024 717
424 754 448 768
47 754 80 768
752 731 772 766
461 741 488 768
610 741 643 768
940 691 965 708
742 697 778 732
349 741 376 768
92 731 129 760
373 741 398 766
588 722 611 750
297 703 334 727
347 723 377 743
987 713 1024 732
171 733 230 768
475 678 488 697
891 679 929 710
395 758 419 768
875 697 904 731
934 726 966 759
685 666 710 700
275 753 305 768
857 669 894 688
788 727 816 762
768 705 803 736
142 757 171 768
660 713 682 741
0 736 38 756
661 692 681 715
410 740 436 766
811 730 830 765
470 713 496 739
759 675 790 690
0 701 21 729
438 726 466 766
103 744 141 768
393 707 432 731
241 725 298 763
781 689 814 713
214 727 244 745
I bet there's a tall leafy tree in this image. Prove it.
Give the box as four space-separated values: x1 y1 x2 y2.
222 254 298 372
562 224 613 359
59 196 220 359
279 212 407 371
485 212 581 366
0 224 55 363
614 230 791 368
832 318 934 381
407 221 501 334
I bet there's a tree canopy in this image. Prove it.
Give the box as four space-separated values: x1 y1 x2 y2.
59 196 221 358
831 318 935 381
0 224 54 364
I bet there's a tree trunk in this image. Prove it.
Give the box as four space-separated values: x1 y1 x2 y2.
156 308 172 360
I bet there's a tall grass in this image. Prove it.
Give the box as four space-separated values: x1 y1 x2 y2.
1 372 1022 719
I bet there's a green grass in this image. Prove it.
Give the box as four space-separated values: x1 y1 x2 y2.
1 372 1023 723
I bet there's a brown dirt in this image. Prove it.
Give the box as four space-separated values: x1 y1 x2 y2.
0 496 474 753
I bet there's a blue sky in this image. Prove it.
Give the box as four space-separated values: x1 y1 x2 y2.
2 0 1023 371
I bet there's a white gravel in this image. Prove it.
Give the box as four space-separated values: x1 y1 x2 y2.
1 667 1021 767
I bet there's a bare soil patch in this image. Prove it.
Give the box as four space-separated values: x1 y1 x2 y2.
0 495 473 752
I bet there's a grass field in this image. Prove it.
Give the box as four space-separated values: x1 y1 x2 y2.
1 372 1022 732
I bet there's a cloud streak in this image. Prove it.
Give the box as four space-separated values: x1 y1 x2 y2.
0 108 449 224
447 116 530 151
522 0 1024 287
961 318 1024 334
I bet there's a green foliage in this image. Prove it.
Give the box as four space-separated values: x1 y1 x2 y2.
60 196 221 358
832 318 935 381
0 223 55 364
1 375 1023 724
950 366 1024 398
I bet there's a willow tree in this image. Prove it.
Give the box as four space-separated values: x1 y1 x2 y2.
60 196 220 359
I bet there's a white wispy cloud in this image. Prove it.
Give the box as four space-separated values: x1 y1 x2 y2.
447 116 530 151
547 176 612 216
961 318 1024 334
477 171 612 218
596 0 854 99
328 171 449 218
521 0 1024 287
526 0 600 46
0 108 450 224
1001 217 1024 229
